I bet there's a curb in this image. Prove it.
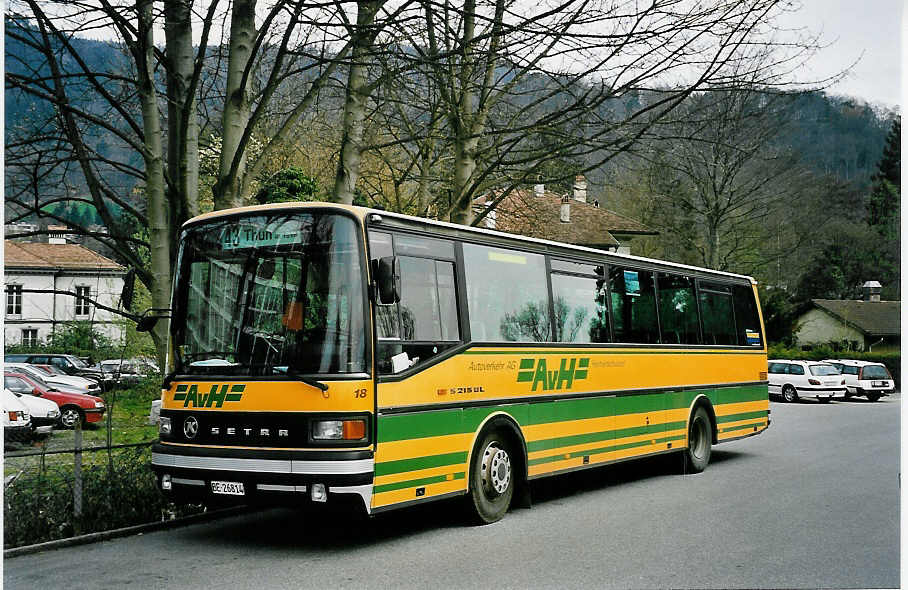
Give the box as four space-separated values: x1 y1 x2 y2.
4 506 254 558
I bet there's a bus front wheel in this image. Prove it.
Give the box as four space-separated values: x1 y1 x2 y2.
467 430 515 524
682 406 712 474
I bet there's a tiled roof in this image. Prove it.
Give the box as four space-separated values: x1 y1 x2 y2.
811 299 900 337
476 188 655 249
4 240 124 271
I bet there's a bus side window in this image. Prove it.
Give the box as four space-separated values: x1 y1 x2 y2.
550 267 609 343
733 285 763 346
609 267 659 344
656 273 699 345
462 244 550 342
699 282 736 345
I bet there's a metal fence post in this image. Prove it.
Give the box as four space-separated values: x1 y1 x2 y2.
73 420 83 535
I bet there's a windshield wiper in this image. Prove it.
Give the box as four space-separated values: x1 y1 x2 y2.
272 366 329 392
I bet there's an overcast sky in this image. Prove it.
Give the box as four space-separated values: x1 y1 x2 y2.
779 0 902 107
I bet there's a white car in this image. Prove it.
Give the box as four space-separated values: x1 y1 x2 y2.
768 360 847 403
3 388 32 442
823 359 896 402
10 391 60 434
4 363 99 394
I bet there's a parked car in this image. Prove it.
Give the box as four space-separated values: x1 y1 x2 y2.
4 354 109 388
4 363 100 394
823 359 896 402
4 372 105 428
7 387 60 435
768 360 847 403
3 388 32 443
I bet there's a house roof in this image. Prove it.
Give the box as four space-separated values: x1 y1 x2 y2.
476 188 656 249
4 240 124 271
811 299 900 337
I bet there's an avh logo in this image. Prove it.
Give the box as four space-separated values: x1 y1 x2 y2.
516 358 590 391
173 384 245 408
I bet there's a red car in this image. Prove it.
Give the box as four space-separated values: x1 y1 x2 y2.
4 372 106 428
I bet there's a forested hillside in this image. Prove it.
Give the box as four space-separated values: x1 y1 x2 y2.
5 22 899 330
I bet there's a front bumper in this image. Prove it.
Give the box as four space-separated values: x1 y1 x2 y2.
83 407 106 423
151 443 374 512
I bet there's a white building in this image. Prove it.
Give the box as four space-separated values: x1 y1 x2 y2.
4 240 127 346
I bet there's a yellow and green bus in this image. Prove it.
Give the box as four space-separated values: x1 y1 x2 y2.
151 202 770 523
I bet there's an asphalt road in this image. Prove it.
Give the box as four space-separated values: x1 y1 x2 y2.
6 394 900 589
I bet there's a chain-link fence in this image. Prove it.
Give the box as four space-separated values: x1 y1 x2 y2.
4 426 203 549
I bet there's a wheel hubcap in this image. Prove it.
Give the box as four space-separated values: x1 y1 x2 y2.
481 443 511 496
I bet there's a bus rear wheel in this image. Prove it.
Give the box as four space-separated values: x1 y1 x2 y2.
682 406 712 474
467 430 515 524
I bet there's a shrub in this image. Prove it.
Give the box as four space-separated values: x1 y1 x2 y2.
4 445 203 548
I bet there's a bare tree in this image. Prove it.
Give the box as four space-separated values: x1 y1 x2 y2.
362 0 825 225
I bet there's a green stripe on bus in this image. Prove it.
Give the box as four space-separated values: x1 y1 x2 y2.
377 385 768 442
373 472 465 494
528 434 686 466
375 451 467 477
720 421 766 434
716 410 768 424
526 421 686 454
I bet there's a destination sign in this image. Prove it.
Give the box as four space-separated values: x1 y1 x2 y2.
221 221 306 250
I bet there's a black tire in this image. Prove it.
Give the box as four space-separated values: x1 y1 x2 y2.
467 429 515 524
59 406 84 429
843 390 852 399
866 392 882 402
682 406 712 474
818 396 832 403
782 385 799 403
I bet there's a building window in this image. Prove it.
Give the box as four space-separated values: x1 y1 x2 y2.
21 329 39 347
6 284 22 316
75 286 91 316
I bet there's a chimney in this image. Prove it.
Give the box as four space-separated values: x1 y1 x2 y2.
534 184 545 198
560 196 571 223
573 175 587 203
862 280 882 302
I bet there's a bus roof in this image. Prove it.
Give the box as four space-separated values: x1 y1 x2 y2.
183 201 758 285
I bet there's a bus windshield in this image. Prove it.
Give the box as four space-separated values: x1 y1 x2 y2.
172 212 367 376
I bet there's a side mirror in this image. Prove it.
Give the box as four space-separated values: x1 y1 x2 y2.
32 388 41 396
376 256 401 305
136 315 160 332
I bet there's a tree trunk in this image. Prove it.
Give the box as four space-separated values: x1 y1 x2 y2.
333 0 383 204
216 0 257 210
165 0 200 225
137 0 172 368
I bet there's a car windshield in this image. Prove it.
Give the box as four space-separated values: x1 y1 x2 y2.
172 212 367 376
16 371 48 389
809 364 839 376
862 365 890 379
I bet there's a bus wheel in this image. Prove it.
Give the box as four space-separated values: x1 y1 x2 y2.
782 385 799 403
682 407 712 474
468 430 514 524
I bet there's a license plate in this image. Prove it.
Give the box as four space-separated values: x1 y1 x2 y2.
211 480 245 496
872 381 886 387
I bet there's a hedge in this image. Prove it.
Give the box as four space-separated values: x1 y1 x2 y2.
768 344 900 387
4 445 203 549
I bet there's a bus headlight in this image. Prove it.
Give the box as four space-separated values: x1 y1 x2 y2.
160 416 172 436
312 419 366 441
